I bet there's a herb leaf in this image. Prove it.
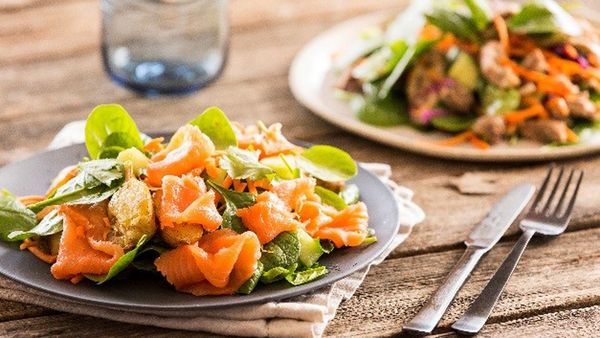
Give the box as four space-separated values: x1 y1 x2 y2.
189 107 238 150
314 186 347 211
206 180 255 233
431 115 476 133
85 104 143 160
465 0 491 31
353 93 409 127
86 235 148 284
297 145 357 182
0 190 37 241
8 209 63 241
220 147 275 181
28 159 124 213
259 232 301 283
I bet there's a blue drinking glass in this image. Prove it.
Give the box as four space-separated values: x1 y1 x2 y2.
101 0 229 96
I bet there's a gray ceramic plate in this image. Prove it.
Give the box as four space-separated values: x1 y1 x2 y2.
0 143 400 314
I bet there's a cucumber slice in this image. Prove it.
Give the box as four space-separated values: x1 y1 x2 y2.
448 52 478 90
298 229 325 268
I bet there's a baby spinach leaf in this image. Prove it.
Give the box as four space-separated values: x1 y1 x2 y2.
260 232 300 272
86 235 148 284
220 147 275 181
8 209 63 241
465 0 491 31
237 262 264 294
206 180 255 233
314 186 347 211
426 9 480 43
28 159 124 213
297 145 357 182
507 3 559 35
189 106 238 150
285 265 328 286
339 184 360 205
85 104 144 160
353 94 409 127
0 190 37 241
431 115 476 133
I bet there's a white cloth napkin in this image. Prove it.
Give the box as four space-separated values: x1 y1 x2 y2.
2 121 425 338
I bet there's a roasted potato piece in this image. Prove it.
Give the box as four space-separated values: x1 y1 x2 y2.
108 178 156 250
160 223 203 247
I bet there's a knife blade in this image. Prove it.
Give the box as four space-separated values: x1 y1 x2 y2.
402 183 535 335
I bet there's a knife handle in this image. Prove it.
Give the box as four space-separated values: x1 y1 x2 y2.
403 246 486 335
452 229 536 334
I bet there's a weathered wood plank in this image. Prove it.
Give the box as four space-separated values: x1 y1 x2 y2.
325 227 600 337
0 300 53 323
0 313 215 338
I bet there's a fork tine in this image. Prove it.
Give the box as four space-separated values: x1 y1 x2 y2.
553 170 574 216
542 167 564 214
530 165 555 212
560 170 584 220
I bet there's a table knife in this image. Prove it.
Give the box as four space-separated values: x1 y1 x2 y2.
402 184 535 335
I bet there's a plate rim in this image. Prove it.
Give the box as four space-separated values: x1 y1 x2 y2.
289 11 600 162
0 142 402 311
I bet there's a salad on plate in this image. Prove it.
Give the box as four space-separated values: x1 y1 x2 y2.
0 105 374 296
335 0 600 149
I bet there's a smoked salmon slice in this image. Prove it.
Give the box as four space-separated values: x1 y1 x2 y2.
157 175 222 231
236 192 300 244
51 203 124 280
298 201 369 248
155 229 261 295
146 125 215 187
233 122 301 158
270 177 320 211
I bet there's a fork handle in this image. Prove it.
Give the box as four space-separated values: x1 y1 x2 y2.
403 246 486 335
452 229 536 335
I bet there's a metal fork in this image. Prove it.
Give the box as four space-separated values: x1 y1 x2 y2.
452 166 584 335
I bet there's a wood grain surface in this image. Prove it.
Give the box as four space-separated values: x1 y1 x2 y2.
1 0 600 337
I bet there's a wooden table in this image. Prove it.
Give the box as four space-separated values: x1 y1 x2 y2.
2 1 600 337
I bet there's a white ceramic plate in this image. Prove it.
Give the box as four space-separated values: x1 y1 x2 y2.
289 11 600 162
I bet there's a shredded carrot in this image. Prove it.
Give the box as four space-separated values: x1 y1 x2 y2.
437 131 474 147
564 44 579 59
222 176 233 189
457 40 480 54
27 246 57 264
502 58 571 96
544 51 600 80
233 180 247 193
204 158 220 178
70 275 84 284
18 195 45 206
494 15 510 51
436 34 456 52
420 24 441 40
470 135 490 150
566 128 580 143
143 137 164 153
247 181 258 195
504 104 548 124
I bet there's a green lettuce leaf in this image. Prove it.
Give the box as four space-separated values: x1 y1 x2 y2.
86 235 148 284
465 0 491 31
297 145 357 182
507 3 559 35
85 104 144 160
261 264 297 284
0 190 37 241
481 85 521 115
258 232 300 283
285 265 328 286
189 106 237 150
237 262 264 294
8 209 63 241
425 9 480 43
220 147 275 181
352 93 409 127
